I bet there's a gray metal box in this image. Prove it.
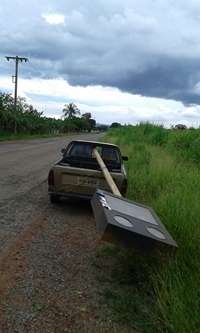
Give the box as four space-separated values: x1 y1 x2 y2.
91 189 177 251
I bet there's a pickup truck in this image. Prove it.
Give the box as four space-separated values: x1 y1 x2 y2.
48 140 128 203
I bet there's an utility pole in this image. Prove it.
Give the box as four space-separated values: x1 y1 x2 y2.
5 56 29 133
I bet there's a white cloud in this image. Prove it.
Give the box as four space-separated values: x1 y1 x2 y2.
1 0 200 105
42 13 65 25
1 76 199 127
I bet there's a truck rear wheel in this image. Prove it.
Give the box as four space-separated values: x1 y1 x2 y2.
50 194 60 204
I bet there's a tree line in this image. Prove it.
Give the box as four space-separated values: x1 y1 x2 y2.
0 92 99 135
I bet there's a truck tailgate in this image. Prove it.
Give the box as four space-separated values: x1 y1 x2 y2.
53 164 123 195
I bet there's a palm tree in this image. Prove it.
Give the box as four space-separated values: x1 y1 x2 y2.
62 103 80 119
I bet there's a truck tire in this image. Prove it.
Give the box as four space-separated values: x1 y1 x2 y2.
50 194 60 204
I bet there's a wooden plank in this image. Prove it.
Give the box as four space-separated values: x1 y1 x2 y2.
93 148 122 197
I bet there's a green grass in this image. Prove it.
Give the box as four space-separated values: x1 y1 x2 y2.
0 131 67 141
96 124 200 333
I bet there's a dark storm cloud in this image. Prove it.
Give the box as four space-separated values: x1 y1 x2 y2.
1 0 200 105
107 58 200 105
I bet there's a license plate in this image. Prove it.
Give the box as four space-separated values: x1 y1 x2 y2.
78 177 98 187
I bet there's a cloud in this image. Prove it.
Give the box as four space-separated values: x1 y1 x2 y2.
1 0 200 124
1 75 200 127
42 13 65 25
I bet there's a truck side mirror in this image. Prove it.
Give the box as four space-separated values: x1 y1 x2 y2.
61 148 66 154
122 156 128 161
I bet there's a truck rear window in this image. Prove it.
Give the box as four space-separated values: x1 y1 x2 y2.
61 142 121 171
68 143 120 163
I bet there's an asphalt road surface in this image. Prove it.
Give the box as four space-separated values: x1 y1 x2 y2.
0 133 102 202
0 134 136 333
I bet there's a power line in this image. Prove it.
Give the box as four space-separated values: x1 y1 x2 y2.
5 55 29 133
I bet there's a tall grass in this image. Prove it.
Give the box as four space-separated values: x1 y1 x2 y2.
101 124 200 332
107 123 200 162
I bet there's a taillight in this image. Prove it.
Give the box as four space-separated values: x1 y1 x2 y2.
48 170 54 186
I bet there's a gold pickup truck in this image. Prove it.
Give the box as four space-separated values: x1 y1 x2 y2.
48 140 128 203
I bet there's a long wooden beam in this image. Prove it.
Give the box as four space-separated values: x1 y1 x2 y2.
93 148 122 197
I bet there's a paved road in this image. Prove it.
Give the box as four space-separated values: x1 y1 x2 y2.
0 134 135 333
0 133 102 257
0 133 102 202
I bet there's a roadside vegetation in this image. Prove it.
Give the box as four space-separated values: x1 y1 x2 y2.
98 124 200 333
0 92 102 140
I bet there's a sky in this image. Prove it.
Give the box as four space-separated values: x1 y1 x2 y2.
1 0 200 126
